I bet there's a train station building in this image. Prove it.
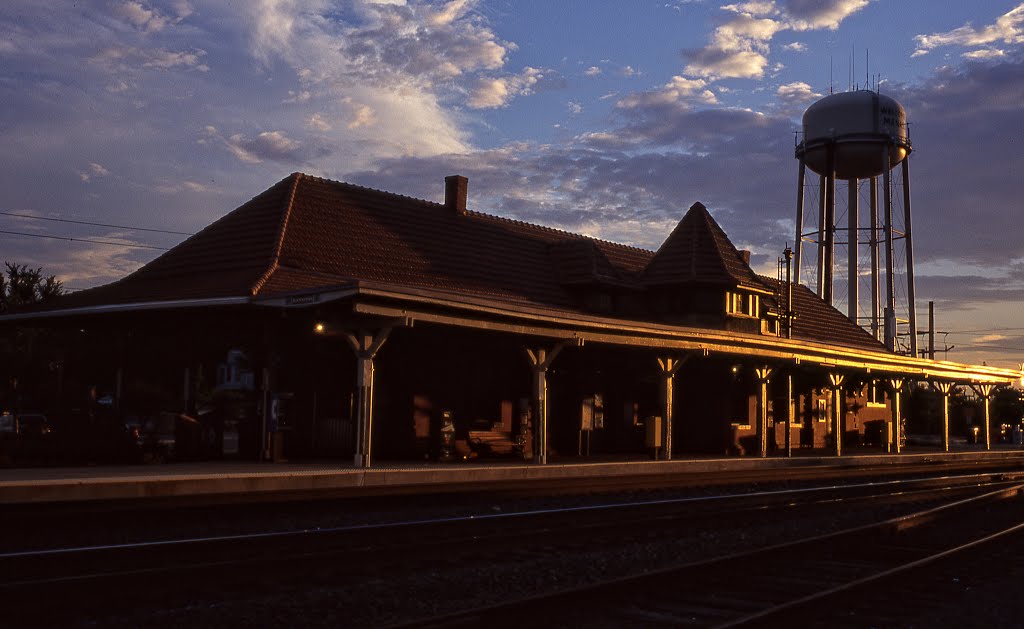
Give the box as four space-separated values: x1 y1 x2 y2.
3 173 1018 467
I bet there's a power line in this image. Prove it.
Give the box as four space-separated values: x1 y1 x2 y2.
0 211 194 236
947 327 1024 335
0 230 170 251
951 343 1024 353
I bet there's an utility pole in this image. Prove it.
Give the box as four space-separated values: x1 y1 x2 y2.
929 301 935 360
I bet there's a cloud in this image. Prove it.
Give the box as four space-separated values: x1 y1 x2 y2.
775 81 821 105
683 0 868 79
202 127 329 165
114 1 194 33
913 4 1024 57
684 13 783 79
115 1 171 33
567 101 583 115
723 2 779 16
782 41 807 52
584 66 602 76
665 0 706 10
307 112 332 132
249 0 509 87
238 0 532 156
91 45 209 73
78 162 111 182
963 49 1007 60
782 0 869 30
154 179 209 194
616 76 718 110
468 66 545 108
346 102 377 129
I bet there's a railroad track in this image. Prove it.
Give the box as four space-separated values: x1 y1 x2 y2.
1 471 1021 627
397 482 1024 628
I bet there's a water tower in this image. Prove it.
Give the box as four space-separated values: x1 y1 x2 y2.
793 89 918 355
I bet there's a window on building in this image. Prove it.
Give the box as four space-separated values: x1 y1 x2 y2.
725 291 759 318
867 381 888 407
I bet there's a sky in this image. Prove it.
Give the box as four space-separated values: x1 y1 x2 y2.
1 0 1023 368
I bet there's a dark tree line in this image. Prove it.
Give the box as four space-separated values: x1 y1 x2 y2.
0 262 64 313
1 263 65 412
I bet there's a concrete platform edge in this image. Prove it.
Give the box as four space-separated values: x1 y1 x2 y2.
2 449 1023 505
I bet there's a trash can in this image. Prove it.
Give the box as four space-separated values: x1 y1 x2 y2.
270 430 287 463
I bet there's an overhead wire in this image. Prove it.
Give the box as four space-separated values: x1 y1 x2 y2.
0 211 194 236
0 229 170 251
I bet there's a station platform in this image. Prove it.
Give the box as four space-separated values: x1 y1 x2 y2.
2 447 1024 505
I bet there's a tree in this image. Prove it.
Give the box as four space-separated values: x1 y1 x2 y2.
0 262 64 313
1 263 65 411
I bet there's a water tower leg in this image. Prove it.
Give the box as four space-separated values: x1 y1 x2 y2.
883 146 896 352
823 146 836 306
794 159 806 286
816 173 827 297
869 176 880 340
902 158 919 358
847 178 859 323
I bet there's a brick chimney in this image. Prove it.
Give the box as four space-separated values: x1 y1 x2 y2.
445 175 468 215
739 250 751 265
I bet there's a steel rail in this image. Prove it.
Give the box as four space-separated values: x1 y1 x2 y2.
718 516 1024 628
0 478 1011 595
2 469 1017 562
392 482 1024 629
3 477 1020 628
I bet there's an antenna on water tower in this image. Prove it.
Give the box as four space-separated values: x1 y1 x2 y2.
792 90 918 356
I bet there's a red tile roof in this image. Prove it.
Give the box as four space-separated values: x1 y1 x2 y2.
761 278 886 352
19 172 885 352
642 202 764 290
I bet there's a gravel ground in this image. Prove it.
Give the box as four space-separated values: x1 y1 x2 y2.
61 486 1003 628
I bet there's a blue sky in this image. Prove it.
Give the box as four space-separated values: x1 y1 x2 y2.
2 1 1023 367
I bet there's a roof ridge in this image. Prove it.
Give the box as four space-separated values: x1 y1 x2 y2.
299 172 444 211
468 210 654 254
251 172 303 296
297 172 653 256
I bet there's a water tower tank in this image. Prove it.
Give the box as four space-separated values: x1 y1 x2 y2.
800 90 910 179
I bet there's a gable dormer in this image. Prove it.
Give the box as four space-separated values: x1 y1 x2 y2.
641 202 772 331
548 239 640 314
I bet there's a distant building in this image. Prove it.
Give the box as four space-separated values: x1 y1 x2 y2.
3 173 1015 465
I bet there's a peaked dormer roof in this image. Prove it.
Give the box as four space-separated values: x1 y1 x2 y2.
641 202 766 290
547 239 634 288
